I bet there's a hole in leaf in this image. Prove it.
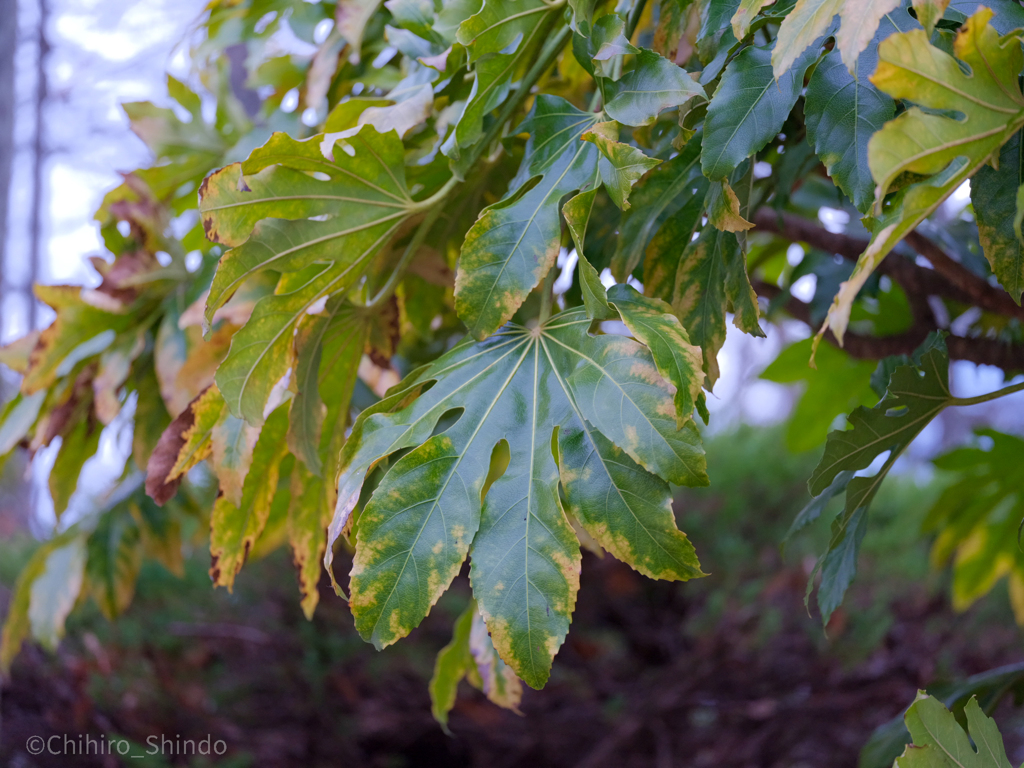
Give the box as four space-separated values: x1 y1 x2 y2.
481 439 510 502
430 407 465 438
885 405 909 417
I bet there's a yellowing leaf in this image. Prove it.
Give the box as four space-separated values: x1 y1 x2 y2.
455 96 599 339
835 0 901 73
706 179 754 232
209 405 291 590
582 121 662 210
288 463 330 618
772 0 841 78
819 8 1024 346
333 310 706 687
912 0 949 34
731 0 776 39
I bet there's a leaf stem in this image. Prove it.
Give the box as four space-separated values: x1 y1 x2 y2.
538 263 558 323
949 379 1024 407
410 176 459 212
365 203 446 310
625 0 649 39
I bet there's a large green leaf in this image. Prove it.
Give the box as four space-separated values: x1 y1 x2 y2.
199 127 415 329
27 536 87 652
49 412 101 519
895 693 1013 768
772 0 900 77
215 262 349 425
22 285 136 395
455 96 600 339
1 533 77 673
607 284 703 428
971 130 1024 304
603 49 706 127
805 340 953 622
287 461 328 619
820 9 1024 345
701 44 817 181
329 308 706 687
804 36 898 213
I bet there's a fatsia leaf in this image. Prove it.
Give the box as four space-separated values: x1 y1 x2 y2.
896 693 1013 768
706 179 754 232
805 46 896 214
603 49 706 127
455 96 600 339
806 341 953 622
614 138 705 279
562 186 616 320
925 430 1024 621
810 343 953 496
336 0 385 60
581 121 662 210
1 535 69 673
574 12 638 73
0 391 45 457
198 126 415 329
210 403 260 507
0 331 40 374
819 9 1024 345
647 223 763 386
330 309 706 687
731 0 776 39
772 0 841 78
85 503 142 620
944 0 1024 33
27 535 87 652
215 261 358 425
288 462 329 619
702 44 817 181
971 131 1024 305
468 603 522 710
698 0 743 65
22 286 135 395
912 0 949 35
429 598 522 730
607 284 703 428
50 415 101 519
771 0 899 76
430 600 476 731
446 0 556 159
209 404 291 590
145 386 223 506
288 298 369 476
834 0 901 73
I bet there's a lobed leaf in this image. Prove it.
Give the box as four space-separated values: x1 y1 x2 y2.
333 310 706 686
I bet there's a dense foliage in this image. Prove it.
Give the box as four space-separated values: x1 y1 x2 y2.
3 0 1024 746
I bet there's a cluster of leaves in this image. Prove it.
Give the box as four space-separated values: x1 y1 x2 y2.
3 0 1024 729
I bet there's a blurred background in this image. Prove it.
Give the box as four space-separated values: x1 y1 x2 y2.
1 1 1023 766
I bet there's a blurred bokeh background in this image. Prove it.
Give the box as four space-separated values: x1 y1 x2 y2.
1 1 1023 766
